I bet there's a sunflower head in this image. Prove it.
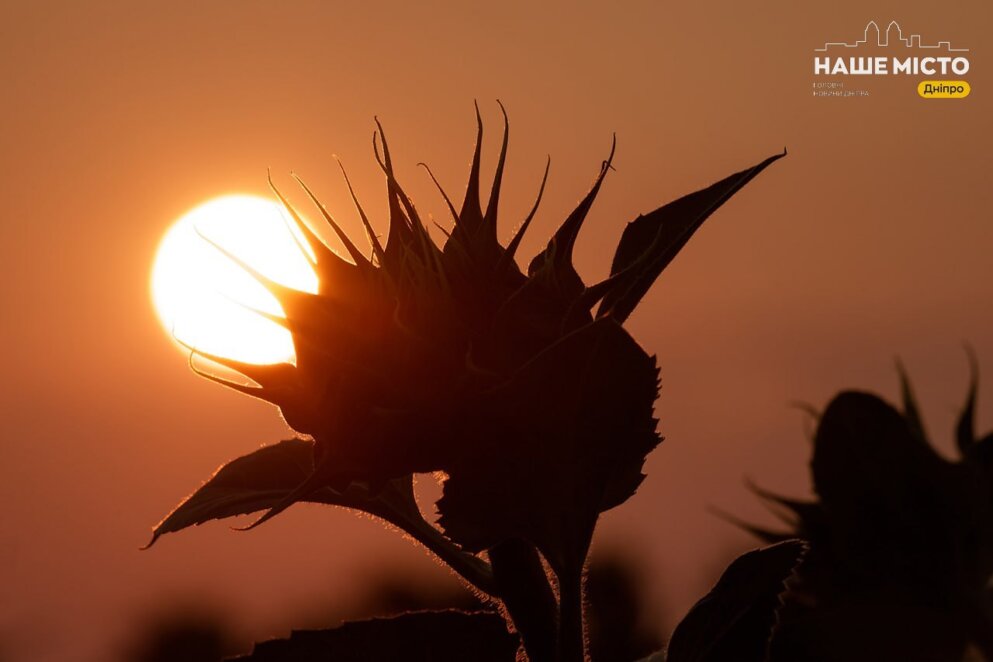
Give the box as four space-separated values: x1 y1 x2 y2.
187 104 783 568
743 358 993 661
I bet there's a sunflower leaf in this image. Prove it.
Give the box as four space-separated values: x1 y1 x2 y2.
598 151 785 323
145 438 409 547
666 540 807 662
230 609 519 662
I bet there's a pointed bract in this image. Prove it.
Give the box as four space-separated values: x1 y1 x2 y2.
458 101 485 234
598 149 786 322
483 100 510 233
527 136 616 303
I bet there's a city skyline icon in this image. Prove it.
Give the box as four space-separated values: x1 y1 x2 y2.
815 20 969 53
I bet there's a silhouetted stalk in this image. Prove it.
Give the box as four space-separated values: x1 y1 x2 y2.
370 483 496 595
385 510 497 594
490 539 558 662
557 564 586 662
384 518 494 596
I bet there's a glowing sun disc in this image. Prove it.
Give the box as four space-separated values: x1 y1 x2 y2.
151 194 318 365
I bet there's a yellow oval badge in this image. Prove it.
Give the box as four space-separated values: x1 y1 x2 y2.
918 80 971 98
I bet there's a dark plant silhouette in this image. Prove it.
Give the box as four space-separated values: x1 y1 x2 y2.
314 552 664 661
661 540 806 662
121 555 659 662
122 608 234 662
739 359 993 662
147 103 791 660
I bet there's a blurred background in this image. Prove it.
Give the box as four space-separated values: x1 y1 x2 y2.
1 0 991 659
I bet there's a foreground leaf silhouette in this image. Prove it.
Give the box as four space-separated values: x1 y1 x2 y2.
148 439 322 543
741 362 993 661
665 540 807 662
147 439 492 590
150 104 783 660
230 610 518 662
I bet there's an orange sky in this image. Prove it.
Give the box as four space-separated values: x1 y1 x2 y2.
2 1 991 660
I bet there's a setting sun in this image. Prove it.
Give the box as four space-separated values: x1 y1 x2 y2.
150 194 318 365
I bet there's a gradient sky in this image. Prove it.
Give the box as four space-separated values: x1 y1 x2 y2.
2 1 991 660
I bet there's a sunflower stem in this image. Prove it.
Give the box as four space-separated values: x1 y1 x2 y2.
558 563 586 662
368 481 497 595
490 539 558 662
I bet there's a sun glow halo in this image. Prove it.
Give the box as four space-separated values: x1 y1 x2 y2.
151 194 318 365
